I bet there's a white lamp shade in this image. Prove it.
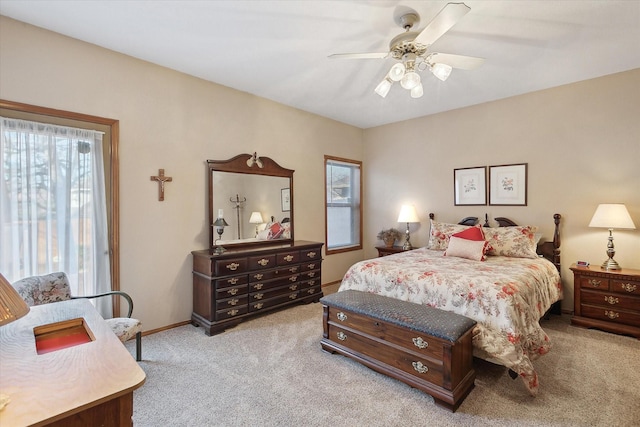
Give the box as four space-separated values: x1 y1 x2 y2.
374 79 392 98
249 211 264 224
397 205 419 223
410 83 423 98
589 204 636 229
432 63 452 81
388 63 406 82
400 71 421 90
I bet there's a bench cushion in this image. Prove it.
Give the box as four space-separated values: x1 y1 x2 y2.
320 290 476 342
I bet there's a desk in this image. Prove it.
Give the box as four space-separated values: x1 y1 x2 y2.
0 299 146 426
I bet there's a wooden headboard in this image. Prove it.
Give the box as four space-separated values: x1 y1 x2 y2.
428 213 562 273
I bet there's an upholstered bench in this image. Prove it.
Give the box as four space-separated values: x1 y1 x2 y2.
320 290 476 412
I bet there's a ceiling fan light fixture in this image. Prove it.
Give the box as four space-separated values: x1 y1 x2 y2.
432 63 452 81
375 78 392 98
400 71 420 90
388 63 406 82
410 83 423 98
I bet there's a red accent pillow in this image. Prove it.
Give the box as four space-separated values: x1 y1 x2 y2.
268 222 284 239
452 226 485 241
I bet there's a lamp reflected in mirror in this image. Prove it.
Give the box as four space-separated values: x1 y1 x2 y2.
213 217 229 254
249 211 264 237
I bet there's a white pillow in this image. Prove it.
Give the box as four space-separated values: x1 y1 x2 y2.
444 236 489 261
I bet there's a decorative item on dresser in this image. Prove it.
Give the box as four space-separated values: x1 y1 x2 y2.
570 264 640 339
191 241 323 335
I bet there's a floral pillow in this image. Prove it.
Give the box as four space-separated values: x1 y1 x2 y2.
484 225 539 258
427 220 474 251
445 236 490 261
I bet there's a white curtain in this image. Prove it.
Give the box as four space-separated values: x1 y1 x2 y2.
0 117 112 316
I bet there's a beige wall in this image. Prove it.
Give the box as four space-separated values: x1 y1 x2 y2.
0 16 364 331
363 69 640 311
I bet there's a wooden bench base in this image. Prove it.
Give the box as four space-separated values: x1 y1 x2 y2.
320 291 476 412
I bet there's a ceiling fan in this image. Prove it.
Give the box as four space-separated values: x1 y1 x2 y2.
329 2 484 99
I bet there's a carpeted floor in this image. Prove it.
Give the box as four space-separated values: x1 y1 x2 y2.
128 301 640 426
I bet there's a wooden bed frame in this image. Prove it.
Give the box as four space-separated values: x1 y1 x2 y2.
429 212 562 316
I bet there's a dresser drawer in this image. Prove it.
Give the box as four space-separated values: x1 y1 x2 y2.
327 307 445 361
248 254 276 270
214 275 248 289
276 251 299 265
611 279 640 295
581 304 640 327
577 275 610 290
301 261 320 271
215 305 248 321
215 294 248 311
214 257 248 275
250 290 302 312
327 323 444 387
581 289 640 311
215 283 248 299
300 248 321 261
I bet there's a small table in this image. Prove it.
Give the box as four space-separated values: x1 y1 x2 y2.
0 299 146 426
376 245 417 257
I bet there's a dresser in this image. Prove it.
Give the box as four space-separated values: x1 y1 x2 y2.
570 264 640 339
192 240 323 335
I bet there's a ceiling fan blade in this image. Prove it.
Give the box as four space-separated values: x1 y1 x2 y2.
414 3 470 47
328 52 389 59
429 52 484 70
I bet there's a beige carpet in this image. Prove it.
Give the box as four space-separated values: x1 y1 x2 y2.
129 302 640 426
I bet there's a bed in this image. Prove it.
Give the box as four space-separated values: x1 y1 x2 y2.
338 213 562 395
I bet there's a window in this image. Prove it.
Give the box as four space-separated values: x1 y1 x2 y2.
325 156 362 254
0 100 120 316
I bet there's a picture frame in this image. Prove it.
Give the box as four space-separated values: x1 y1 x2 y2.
489 163 528 206
281 188 290 212
454 166 487 206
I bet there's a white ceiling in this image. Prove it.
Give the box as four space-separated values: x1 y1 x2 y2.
1 1 639 129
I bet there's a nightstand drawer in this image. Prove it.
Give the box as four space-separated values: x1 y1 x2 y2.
581 304 640 327
581 289 640 311
612 279 640 295
577 276 609 290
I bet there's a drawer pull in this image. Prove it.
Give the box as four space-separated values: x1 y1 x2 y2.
289 267 299 273
604 296 619 305
336 331 347 341
254 273 264 280
604 310 619 319
227 288 239 296
309 280 316 286
254 303 264 310
307 289 316 294
587 279 601 287
308 264 315 270
306 251 317 258
412 337 429 349
621 283 637 293
227 309 239 316
289 284 298 291
308 271 316 277
227 298 239 306
337 312 347 321
253 283 264 290
226 262 240 271
258 258 270 266
412 361 429 374
289 293 298 300
228 277 239 285
283 255 294 262
289 276 298 282
254 293 264 300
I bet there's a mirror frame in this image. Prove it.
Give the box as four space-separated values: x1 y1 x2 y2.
208 153 294 249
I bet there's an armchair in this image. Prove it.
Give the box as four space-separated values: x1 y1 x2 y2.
11 271 142 361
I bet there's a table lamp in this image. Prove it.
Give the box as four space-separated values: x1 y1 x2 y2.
213 217 229 254
397 204 420 250
588 203 636 270
249 211 264 237
0 272 30 410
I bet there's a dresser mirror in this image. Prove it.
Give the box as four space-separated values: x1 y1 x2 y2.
208 153 294 250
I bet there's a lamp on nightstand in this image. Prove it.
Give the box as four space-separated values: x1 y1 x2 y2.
589 203 636 270
397 204 420 250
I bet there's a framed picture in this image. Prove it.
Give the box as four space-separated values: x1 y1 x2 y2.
489 163 528 206
454 166 486 205
281 188 290 212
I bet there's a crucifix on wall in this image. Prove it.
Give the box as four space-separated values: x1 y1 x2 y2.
150 169 173 201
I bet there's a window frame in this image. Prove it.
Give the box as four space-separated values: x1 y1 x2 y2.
324 155 363 255
0 99 121 314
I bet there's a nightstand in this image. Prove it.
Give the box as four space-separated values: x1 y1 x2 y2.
570 263 640 339
376 246 416 257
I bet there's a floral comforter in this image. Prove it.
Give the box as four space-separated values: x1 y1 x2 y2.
338 248 563 395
